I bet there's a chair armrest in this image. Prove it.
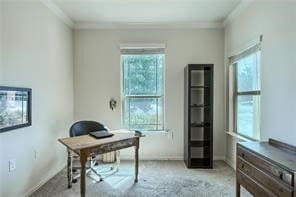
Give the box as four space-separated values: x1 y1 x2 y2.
134 130 145 137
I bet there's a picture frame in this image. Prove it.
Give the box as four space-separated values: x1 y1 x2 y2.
0 86 32 133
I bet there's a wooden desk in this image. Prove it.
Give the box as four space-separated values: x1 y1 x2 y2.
58 130 141 197
236 139 296 197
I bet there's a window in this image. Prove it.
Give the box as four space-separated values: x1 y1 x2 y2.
121 47 164 131
230 45 261 140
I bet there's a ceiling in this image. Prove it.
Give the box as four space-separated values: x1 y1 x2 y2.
51 0 243 28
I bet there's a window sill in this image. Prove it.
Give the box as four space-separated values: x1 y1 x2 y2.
226 131 256 142
140 129 170 136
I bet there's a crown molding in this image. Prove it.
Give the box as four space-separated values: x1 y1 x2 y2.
40 0 74 27
223 0 254 26
74 22 224 30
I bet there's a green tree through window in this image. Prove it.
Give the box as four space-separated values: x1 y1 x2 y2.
122 54 164 131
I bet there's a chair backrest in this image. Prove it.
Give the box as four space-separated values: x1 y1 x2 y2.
69 120 108 137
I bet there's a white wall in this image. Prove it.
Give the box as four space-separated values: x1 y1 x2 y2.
0 1 3 82
225 1 296 167
73 29 225 160
0 2 3 195
0 1 74 196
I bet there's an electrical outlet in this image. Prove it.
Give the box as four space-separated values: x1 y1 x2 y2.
9 159 16 172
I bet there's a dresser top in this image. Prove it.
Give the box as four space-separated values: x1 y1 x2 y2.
238 140 296 173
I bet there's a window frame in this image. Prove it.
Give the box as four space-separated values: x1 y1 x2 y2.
231 47 261 140
121 53 165 131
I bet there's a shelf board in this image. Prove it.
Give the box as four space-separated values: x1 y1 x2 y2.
190 104 210 108
189 158 212 168
191 156 211 159
190 86 210 89
191 122 211 128
190 140 210 147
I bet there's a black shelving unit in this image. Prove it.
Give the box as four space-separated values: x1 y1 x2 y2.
184 64 213 168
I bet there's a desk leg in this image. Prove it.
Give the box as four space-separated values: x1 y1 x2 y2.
236 180 240 197
67 149 72 188
80 150 88 197
134 139 139 183
116 150 120 169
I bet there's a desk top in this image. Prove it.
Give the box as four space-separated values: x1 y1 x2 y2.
238 139 296 173
58 129 139 152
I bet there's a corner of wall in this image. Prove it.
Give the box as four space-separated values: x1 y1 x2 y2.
225 156 235 170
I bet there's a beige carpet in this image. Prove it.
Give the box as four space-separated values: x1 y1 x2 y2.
30 161 251 197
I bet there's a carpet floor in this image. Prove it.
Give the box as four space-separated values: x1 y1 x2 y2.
30 161 251 197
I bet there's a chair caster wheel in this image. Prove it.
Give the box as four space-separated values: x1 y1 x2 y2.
95 178 103 183
72 179 78 183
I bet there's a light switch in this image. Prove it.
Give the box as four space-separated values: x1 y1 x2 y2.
9 159 16 172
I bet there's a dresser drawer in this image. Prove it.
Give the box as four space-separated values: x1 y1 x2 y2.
237 145 293 186
237 170 276 197
237 157 293 197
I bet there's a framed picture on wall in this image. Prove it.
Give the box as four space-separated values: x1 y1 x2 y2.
0 86 32 133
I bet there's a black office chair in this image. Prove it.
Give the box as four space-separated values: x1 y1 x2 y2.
70 120 108 137
68 121 119 184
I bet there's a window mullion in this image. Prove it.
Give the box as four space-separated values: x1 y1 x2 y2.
128 58 131 130
156 98 158 131
237 90 260 96
234 64 238 133
128 57 131 95
128 98 131 130
155 56 158 130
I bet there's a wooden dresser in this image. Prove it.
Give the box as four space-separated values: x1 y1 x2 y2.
236 139 296 197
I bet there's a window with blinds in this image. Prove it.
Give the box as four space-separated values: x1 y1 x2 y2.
229 44 261 140
121 45 165 131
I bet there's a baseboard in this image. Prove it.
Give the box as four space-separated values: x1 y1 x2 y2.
120 155 183 160
119 155 225 161
24 164 66 197
225 157 236 170
213 156 225 161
